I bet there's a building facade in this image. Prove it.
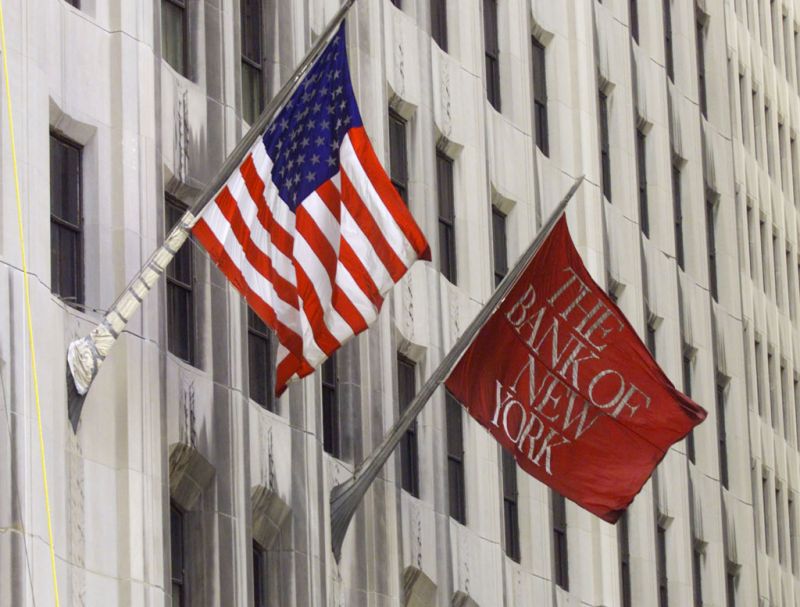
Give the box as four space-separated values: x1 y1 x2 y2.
0 0 796 605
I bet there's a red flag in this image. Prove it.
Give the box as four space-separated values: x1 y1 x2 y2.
445 217 706 522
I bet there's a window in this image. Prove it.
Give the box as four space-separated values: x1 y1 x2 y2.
763 474 771 554
771 0 780 67
166 194 195 364
673 164 684 269
531 38 549 155
388 110 409 204
663 0 674 81
630 0 639 43
739 75 748 146
599 91 612 201
248 308 274 411
792 136 799 201
779 123 788 192
790 497 798 574
501 450 520 561
162 0 189 77
755 338 765 417
241 0 264 124
777 487 786 564
768 352 777 428
656 523 668 607
431 0 448 51
785 16 793 81
391 0 401 7
170 503 187 607
65 0 80 7
753 91 761 161
618 513 632 607
683 350 695 462
760 219 769 293
483 0 501 110
253 541 267 607
646 316 656 357
781 362 790 440
747 205 756 280
636 128 648 236
446 392 466 524
705 192 718 301
691 540 703 606
322 355 340 457
726 567 737 607
716 376 729 489
696 13 707 118
492 207 508 287
50 133 84 305
552 492 569 590
796 28 800 88
437 152 457 284
773 231 782 307
766 105 775 176
398 354 419 497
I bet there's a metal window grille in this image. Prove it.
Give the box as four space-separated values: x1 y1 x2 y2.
50 132 84 306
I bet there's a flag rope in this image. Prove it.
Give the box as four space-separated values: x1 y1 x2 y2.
0 0 62 603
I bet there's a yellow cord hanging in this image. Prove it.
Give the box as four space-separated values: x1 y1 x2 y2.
0 0 62 603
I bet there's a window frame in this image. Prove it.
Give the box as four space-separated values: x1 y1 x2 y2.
398 354 419 497
716 375 729 489
241 0 265 124
322 354 341 458
599 90 612 202
695 13 708 118
388 110 409 204
636 128 649 237
162 0 190 77
170 502 187 607
501 449 520 562
492 207 508 288
618 513 632 607
552 492 569 590
445 392 466 524
705 191 718 301
50 131 84 306
165 193 196 365
531 37 549 156
656 523 668 607
436 151 457 284
248 307 275 412
673 163 684 270
483 0 501 111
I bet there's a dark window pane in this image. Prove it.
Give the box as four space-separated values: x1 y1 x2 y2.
532 39 549 155
391 0 401 7
599 91 612 201
50 133 83 305
717 377 729 489
322 355 340 457
388 111 409 204
253 542 267 607
619 513 632 607
492 207 508 287
657 524 668 607
663 0 674 81
552 492 569 590
706 193 718 301
683 351 695 462
501 450 520 561
673 165 684 269
241 0 264 123
431 0 448 51
637 129 649 236
446 392 465 524
66 0 80 7
630 0 639 42
162 0 188 77
170 503 185 607
248 308 275 411
437 152 457 283
166 194 195 364
692 543 703 606
398 354 419 496
696 16 707 118
484 0 501 110
726 570 737 607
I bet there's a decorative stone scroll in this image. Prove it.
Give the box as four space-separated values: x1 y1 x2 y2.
403 565 436 607
168 442 215 511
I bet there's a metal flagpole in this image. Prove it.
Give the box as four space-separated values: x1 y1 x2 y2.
330 175 586 561
66 0 357 430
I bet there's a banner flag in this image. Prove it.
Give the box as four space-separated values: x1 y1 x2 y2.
445 216 706 522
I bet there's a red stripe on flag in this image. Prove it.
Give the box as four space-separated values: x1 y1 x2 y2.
340 169 409 282
293 262 342 357
214 187 299 309
316 180 342 222
296 205 338 284
331 285 368 334
346 127 431 261
339 239 384 310
194 218 309 366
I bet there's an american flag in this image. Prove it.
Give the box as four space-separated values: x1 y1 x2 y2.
193 24 431 394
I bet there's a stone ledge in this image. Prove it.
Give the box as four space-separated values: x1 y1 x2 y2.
251 484 291 549
168 442 215 511
403 565 436 607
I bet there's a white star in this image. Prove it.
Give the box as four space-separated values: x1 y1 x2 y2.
306 171 316 182
311 154 320 165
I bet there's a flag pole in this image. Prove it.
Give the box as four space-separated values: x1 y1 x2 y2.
330 175 586 561
66 0 357 430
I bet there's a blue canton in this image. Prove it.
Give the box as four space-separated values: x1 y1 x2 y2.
263 25 363 211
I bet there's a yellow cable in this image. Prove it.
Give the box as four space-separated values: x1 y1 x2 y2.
0 0 62 604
